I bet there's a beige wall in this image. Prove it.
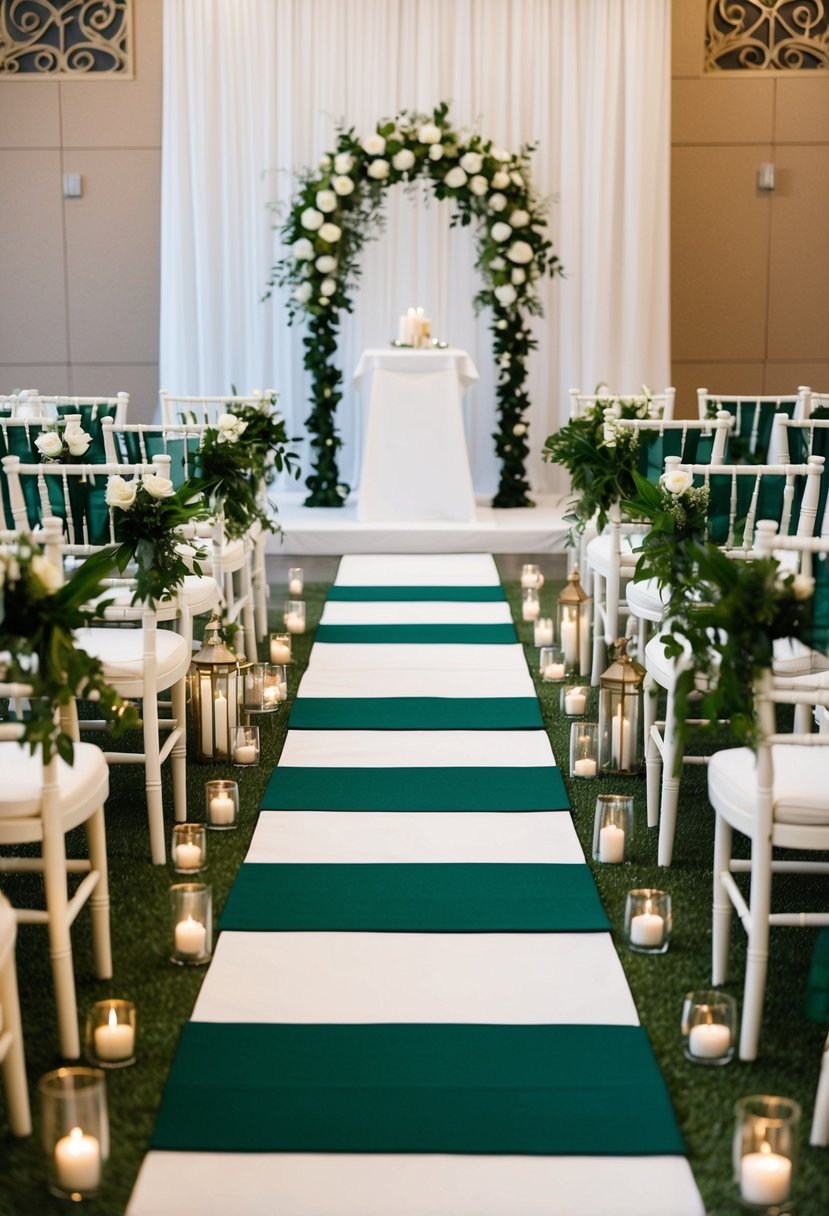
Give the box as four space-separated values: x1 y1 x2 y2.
671 1 829 415
2 2 827 423
0 0 163 422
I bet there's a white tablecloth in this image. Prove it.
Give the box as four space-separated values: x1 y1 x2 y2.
354 349 478 523
335 553 499 585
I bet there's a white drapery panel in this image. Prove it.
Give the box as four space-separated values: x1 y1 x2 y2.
160 0 670 497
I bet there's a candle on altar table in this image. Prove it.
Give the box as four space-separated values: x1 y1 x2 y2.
285 611 305 634
543 663 565 681
599 824 625 863
175 841 202 870
740 1147 791 1206
611 707 633 770
270 638 291 663
630 907 665 948
564 689 587 715
561 619 578 669
209 793 235 824
54 1127 101 1193
234 743 257 764
94 1007 134 1062
534 618 554 646
175 916 206 957
688 1021 731 1059
573 758 598 778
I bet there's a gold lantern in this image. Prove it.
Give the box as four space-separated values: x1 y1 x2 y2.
189 613 242 762
598 638 645 775
556 568 591 676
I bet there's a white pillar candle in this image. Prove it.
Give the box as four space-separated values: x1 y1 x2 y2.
54 1127 101 1193
285 611 305 634
270 639 291 663
199 676 212 757
534 619 554 646
209 794 235 825
234 744 257 764
564 690 587 715
560 619 578 669
573 758 598 777
175 916 206 957
543 663 565 680
611 707 634 770
175 842 202 870
213 691 229 758
630 911 665 948
688 1022 731 1059
93 1007 135 1062
598 824 625 863
740 1149 792 1206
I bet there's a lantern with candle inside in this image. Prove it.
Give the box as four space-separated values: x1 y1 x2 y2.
205 779 239 830
284 599 306 634
733 1094 800 1212
533 617 554 647
232 724 260 766
569 723 599 778
598 638 645 775
288 566 304 596
681 990 736 1066
591 794 633 864
170 882 212 966
556 568 591 676
38 1066 109 1200
188 612 242 762
171 823 207 874
85 1000 136 1069
269 631 292 665
521 589 540 621
624 888 672 954
561 682 588 718
520 563 543 590
539 646 565 682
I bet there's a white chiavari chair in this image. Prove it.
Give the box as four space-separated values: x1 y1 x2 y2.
696 389 800 462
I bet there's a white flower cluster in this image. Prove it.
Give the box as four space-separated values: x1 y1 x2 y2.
216 412 248 445
105 472 176 509
0 541 62 596
34 422 92 461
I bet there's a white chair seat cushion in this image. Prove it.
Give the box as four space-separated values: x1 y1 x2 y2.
646 634 828 691
626 578 668 623
709 744 829 826
180 575 220 615
75 627 191 688
0 741 108 819
178 538 248 575
585 532 641 578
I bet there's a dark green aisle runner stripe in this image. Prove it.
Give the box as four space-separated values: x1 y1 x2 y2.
219 863 609 933
315 623 517 645
327 585 506 602
289 696 543 731
260 766 570 813
151 1023 685 1156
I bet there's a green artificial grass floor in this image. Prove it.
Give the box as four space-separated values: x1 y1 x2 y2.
0 570 827 1215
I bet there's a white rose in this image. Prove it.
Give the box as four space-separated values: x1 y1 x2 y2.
513 423 527 436
300 207 323 231
460 151 483 174
34 431 63 459
316 189 337 213
428 144 444 161
367 158 389 180
392 148 416 172
318 222 341 242
418 122 441 144
660 469 693 496
362 133 386 155
65 431 91 457
791 573 815 600
142 473 175 499
315 255 337 274
217 412 240 432
319 296 330 306
499 353 511 367
469 175 488 196
494 284 517 306
444 167 467 189
105 474 137 510
293 281 313 304
333 175 354 196
31 553 62 596
495 319 508 330
320 277 336 297
510 209 530 227
492 147 510 163
492 170 510 189
490 256 506 271
293 237 313 261
602 423 618 448
334 152 354 174
511 268 526 285
489 193 507 213
507 240 534 264
491 221 512 243
510 170 525 187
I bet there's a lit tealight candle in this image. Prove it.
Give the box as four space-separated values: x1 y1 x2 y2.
543 662 565 681
688 1022 731 1059
284 611 305 634
630 906 665 948
93 1007 135 1063
598 824 625 863
209 793 235 825
288 578 303 595
564 689 587 715
174 916 206 958
54 1126 101 1194
573 758 597 778
234 743 257 764
522 600 541 621
270 638 291 663
175 841 202 870
740 1145 792 1206
263 686 280 707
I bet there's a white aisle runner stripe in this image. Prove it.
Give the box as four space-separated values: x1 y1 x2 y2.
308 641 529 671
296 666 537 699
320 600 513 624
335 553 500 585
278 728 556 768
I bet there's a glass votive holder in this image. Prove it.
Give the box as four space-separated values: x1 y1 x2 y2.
241 664 264 712
561 682 589 717
85 999 136 1069
171 823 207 873
205 779 239 830
734 1094 800 1212
592 793 634 863
288 567 304 596
262 663 287 710
38 1067 109 1200
170 882 212 966
284 599 306 634
269 631 292 664
533 617 554 647
570 723 599 778
681 989 737 1065
520 563 542 589
624 888 672 954
540 645 566 681
521 588 540 621
232 724 260 766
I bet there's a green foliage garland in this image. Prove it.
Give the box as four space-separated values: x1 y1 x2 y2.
622 469 710 589
268 102 562 508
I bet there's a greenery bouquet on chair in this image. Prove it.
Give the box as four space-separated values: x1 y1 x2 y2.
622 467 710 589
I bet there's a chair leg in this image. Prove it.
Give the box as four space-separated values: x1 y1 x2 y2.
41 831 80 1059
84 805 112 981
253 533 269 642
711 811 733 988
241 560 258 663
739 833 773 1062
170 677 188 823
142 692 167 865
590 573 605 686
0 947 32 1135
657 682 682 867
644 675 661 829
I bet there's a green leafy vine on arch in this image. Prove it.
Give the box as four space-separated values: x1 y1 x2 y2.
267 101 563 508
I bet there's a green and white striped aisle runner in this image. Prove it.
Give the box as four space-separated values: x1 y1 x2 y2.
129 554 703 1216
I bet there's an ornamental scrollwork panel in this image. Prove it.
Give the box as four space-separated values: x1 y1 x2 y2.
0 0 133 76
706 0 829 71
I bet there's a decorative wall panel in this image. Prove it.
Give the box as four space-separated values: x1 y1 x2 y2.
706 0 829 71
0 1 133 76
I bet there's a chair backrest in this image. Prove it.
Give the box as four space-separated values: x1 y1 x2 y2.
612 412 735 479
755 516 829 659
569 386 675 421
159 390 271 426
102 417 206 490
798 386 829 421
697 389 799 462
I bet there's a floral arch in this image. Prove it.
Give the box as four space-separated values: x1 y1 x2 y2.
269 102 562 508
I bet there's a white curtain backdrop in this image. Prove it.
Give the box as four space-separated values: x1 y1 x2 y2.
160 0 671 498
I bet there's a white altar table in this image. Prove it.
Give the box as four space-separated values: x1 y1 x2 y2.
354 348 478 523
